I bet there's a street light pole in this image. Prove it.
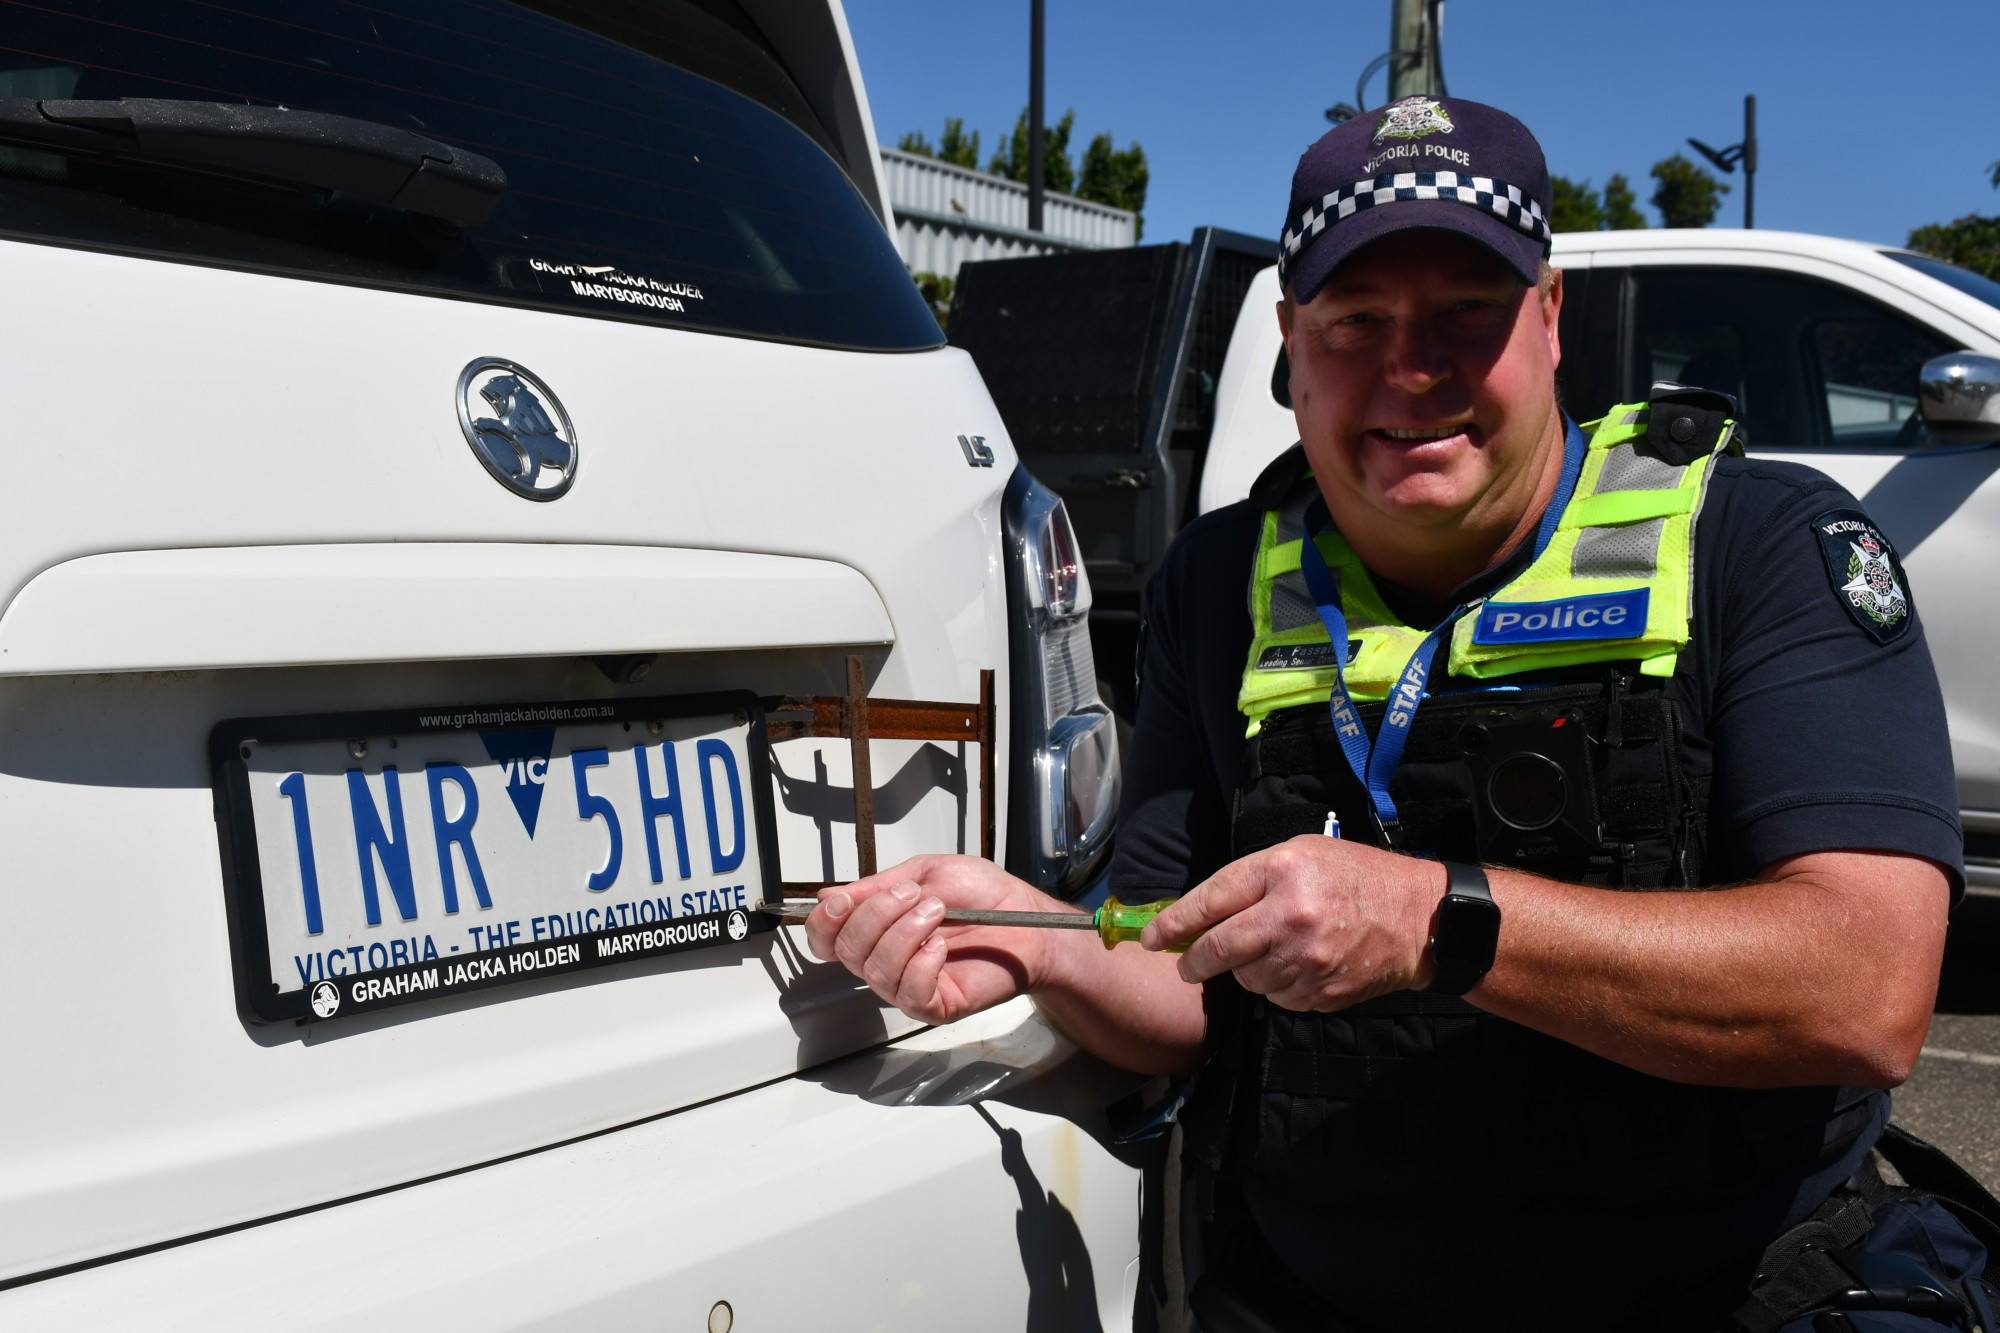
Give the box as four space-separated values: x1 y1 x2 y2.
1688 93 1759 230
1742 94 1756 230
1387 0 1441 101
1028 0 1044 233
1328 0 1445 124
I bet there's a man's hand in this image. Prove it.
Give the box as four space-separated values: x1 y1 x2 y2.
1142 835 1445 1011
803 855 1074 1026
1142 838 1948 1089
802 855 1211 1075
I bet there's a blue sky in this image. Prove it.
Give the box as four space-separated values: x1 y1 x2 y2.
846 0 1997 250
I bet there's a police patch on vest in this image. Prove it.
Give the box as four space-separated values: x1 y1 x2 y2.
1255 640 1361 672
1813 508 1911 644
1472 589 1650 645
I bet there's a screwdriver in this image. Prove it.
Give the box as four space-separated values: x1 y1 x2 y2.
756 895 1192 951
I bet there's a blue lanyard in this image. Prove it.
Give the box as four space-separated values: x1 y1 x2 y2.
1296 418 1586 842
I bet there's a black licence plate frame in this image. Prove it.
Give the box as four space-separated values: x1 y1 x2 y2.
210 691 782 1024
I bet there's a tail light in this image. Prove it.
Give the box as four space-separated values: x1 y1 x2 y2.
1002 468 1120 894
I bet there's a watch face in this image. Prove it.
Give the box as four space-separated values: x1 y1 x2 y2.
1433 892 1502 967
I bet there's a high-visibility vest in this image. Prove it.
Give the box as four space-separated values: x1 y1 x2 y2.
1237 402 1735 734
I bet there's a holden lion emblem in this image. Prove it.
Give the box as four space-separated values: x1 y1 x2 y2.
456 358 578 500
1374 96 1454 144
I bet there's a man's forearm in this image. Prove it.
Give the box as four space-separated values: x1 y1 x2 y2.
1032 929 1208 1075
1473 851 1948 1089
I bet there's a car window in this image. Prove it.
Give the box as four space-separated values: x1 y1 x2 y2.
0 0 941 351
1811 316 1949 449
1629 268 1951 450
1885 251 2000 313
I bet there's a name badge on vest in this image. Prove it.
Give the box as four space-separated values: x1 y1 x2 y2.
1255 639 1362 671
1473 589 1650 645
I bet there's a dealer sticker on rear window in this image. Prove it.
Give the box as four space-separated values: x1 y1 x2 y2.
511 257 708 315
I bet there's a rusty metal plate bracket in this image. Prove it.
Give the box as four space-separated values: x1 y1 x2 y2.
765 655 995 897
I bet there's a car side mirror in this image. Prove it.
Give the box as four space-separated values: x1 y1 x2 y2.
1917 352 2000 445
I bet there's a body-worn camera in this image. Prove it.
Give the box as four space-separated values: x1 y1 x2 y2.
1459 710 1604 865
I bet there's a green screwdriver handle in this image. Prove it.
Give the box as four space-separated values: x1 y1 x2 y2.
1094 896 1193 951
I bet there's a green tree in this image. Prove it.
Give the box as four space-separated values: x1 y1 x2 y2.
1549 175 1605 233
1908 216 2000 279
989 107 1076 195
1077 131 1149 238
1603 173 1648 230
1907 161 2000 279
909 109 1149 235
1550 173 1647 233
1649 153 1728 228
937 117 980 170
897 118 980 169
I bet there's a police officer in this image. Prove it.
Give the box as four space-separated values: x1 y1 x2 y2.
807 98 1988 1330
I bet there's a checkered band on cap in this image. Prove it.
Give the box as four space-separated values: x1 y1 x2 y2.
1278 170 1553 285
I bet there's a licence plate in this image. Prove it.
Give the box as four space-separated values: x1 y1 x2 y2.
211 693 780 1023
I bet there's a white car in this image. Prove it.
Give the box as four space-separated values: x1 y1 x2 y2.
0 3 1141 1328
1200 229 2000 892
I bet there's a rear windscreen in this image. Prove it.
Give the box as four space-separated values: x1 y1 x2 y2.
0 1 941 350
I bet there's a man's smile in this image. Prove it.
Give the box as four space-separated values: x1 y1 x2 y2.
1369 424 1477 446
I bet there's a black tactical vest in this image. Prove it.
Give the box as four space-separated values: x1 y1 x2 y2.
1180 659 1884 1210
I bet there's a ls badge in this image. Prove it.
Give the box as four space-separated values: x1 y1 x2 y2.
1813 508 1911 644
457 358 578 500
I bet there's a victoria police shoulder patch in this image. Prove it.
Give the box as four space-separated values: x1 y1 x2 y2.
1812 508 1911 644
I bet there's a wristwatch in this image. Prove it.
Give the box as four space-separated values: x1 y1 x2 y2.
1425 861 1500 996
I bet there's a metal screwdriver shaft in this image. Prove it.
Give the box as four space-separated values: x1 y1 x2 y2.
756 896 1190 951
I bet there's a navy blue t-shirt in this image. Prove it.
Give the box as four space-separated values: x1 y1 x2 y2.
1112 448 1961 896
1109 447 1963 1329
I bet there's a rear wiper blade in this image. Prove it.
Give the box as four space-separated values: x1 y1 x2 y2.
0 96 506 227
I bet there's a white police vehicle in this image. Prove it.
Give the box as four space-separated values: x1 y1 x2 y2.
1199 229 2000 892
0 3 1138 1326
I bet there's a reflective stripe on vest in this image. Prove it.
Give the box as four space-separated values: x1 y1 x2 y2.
1237 404 1730 733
